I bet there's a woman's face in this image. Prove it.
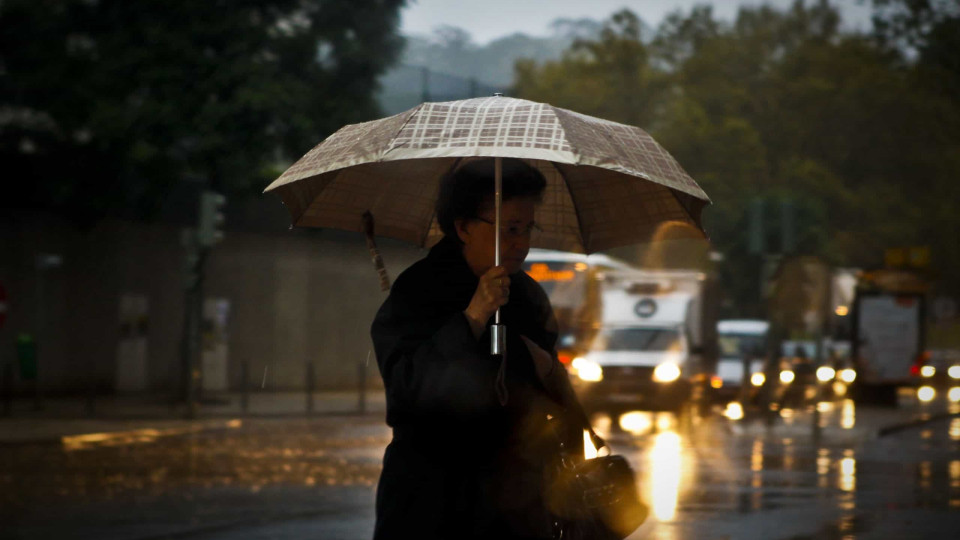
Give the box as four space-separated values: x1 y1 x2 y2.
456 196 537 277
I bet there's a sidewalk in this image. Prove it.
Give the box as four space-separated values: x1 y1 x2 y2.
1 388 955 447
0 390 387 445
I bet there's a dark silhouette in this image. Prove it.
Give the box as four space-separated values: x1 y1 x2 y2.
371 158 590 539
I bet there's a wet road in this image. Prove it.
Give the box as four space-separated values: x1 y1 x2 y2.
2 399 958 540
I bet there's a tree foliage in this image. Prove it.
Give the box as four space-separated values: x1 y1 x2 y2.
513 0 960 313
0 0 406 223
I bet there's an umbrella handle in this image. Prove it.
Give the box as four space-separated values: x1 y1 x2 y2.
491 157 506 356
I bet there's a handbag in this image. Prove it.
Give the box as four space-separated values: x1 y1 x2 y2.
545 417 648 540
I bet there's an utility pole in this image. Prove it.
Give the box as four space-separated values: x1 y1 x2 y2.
180 190 226 418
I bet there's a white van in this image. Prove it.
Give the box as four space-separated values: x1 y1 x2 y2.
568 274 704 412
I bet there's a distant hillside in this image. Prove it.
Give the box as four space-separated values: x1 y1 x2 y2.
376 18 610 114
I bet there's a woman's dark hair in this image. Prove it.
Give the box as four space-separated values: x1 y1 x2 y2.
435 158 547 241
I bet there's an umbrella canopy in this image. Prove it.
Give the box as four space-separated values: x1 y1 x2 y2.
264 96 710 254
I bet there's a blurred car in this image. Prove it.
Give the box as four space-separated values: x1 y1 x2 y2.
714 319 769 404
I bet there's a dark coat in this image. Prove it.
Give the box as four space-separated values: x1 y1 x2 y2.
371 237 590 540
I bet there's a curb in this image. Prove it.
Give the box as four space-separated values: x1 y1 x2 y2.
0 418 244 448
876 410 960 437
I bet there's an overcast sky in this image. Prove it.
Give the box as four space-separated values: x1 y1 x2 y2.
400 0 874 44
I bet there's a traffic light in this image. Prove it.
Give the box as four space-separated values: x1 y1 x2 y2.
198 190 226 247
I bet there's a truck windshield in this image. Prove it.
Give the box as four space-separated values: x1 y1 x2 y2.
718 334 766 357
600 328 682 352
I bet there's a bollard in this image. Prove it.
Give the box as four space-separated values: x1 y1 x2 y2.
306 362 315 415
240 361 249 414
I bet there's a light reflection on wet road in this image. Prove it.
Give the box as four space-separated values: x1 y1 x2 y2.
1 400 959 539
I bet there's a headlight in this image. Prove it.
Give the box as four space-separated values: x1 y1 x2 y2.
751 373 766 387
653 362 680 383
653 362 681 383
780 370 795 384
920 365 936 378
724 401 744 420
816 366 836 382
917 385 935 402
839 369 856 383
572 357 603 382
949 365 960 379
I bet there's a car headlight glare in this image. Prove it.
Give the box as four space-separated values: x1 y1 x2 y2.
573 357 603 382
920 365 936 378
948 365 960 379
816 366 836 382
653 362 681 383
780 370 795 384
751 373 766 387
839 369 856 383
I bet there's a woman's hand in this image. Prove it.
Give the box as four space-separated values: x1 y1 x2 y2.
463 265 510 339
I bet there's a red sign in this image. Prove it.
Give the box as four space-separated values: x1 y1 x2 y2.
0 282 6 329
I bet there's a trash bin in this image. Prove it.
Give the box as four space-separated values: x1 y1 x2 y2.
17 333 37 381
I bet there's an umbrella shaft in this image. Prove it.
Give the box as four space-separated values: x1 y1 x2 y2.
495 157 502 326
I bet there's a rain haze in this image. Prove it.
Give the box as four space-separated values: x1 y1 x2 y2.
3 0 959 539
401 0 875 43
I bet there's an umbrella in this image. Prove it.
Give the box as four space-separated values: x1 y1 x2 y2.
264 95 711 352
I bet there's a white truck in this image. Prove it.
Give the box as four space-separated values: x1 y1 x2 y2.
566 268 713 413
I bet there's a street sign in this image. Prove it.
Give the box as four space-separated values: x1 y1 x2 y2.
0 282 7 329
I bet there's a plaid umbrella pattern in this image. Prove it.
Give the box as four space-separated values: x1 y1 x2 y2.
265 96 710 253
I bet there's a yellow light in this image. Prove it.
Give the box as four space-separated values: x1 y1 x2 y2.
653 362 681 383
526 263 576 283
780 370 796 384
619 411 652 435
574 262 588 272
833 382 847 396
816 366 836 382
573 358 603 382
839 369 857 383
918 386 936 402
724 401 744 420
835 305 849 317
839 457 856 492
583 430 598 459
841 399 855 429
648 432 682 521
949 366 960 379
711 376 723 389
949 387 960 403
921 365 936 378
751 373 766 386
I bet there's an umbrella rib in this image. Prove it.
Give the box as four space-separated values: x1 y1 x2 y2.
382 102 428 161
551 163 588 254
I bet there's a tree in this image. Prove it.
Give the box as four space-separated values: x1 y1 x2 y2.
514 10 667 129
512 0 960 312
0 0 406 224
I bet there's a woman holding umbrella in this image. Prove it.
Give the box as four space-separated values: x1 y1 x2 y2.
370 158 592 539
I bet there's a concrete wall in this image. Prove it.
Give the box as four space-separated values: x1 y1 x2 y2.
0 212 424 394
